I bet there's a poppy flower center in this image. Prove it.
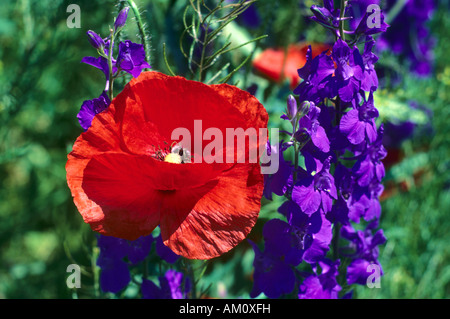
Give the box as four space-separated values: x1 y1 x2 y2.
162 144 191 164
164 153 182 164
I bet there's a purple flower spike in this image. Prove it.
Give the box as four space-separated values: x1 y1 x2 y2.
114 7 130 32
251 0 388 298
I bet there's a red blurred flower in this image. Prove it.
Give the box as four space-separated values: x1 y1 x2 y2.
66 72 268 259
252 42 331 88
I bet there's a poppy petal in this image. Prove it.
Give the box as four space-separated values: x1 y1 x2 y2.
160 163 264 259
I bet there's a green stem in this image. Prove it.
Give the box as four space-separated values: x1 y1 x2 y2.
198 20 210 82
339 0 346 41
293 140 299 183
92 244 100 298
127 0 151 68
333 223 341 260
188 260 198 299
108 29 115 101
332 97 343 260
385 0 408 25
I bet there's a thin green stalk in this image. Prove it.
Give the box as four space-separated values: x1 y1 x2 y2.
332 96 343 260
339 0 346 41
188 260 198 299
293 141 299 183
328 0 347 258
385 0 408 25
198 20 211 82
92 245 101 298
163 43 176 76
126 0 151 67
108 29 115 101
333 223 341 260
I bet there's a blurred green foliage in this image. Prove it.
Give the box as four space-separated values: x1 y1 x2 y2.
0 0 448 299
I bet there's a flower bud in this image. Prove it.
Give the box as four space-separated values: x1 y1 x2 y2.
114 7 130 32
299 101 311 117
86 30 105 50
286 95 298 120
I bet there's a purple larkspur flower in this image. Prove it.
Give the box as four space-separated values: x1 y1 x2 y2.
346 258 381 286
278 200 333 263
292 157 337 215
340 90 379 145
333 39 355 81
81 56 117 82
77 91 111 131
352 125 387 187
286 94 298 121
294 46 336 104
295 40 369 104
341 222 386 286
97 257 131 293
358 36 379 91
86 30 105 50
296 102 331 153
117 40 151 78
383 120 415 148
263 141 293 200
354 5 389 36
348 0 380 30
310 0 346 33
249 239 296 298
332 39 366 102
377 0 435 76
97 234 153 265
142 270 190 299
114 7 130 32
263 201 332 266
298 259 341 299
155 234 180 264
96 234 152 293
347 179 384 223
341 222 386 261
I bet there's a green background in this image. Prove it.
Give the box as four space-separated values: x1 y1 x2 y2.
0 0 449 298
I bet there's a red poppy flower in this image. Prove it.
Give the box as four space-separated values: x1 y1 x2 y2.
252 42 331 88
66 71 268 259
